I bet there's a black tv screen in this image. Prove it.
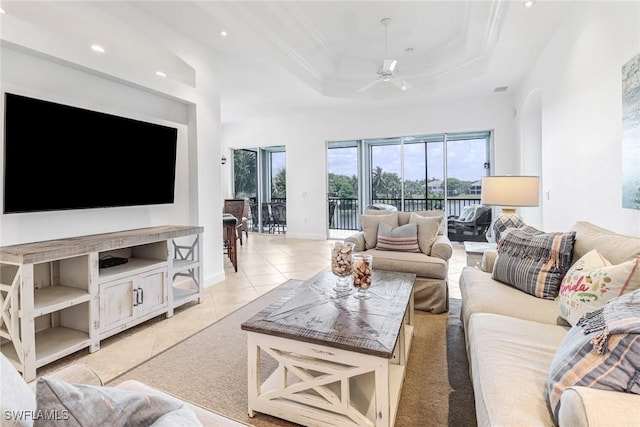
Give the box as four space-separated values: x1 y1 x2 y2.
3 93 178 214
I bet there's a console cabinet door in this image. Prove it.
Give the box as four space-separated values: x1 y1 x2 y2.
99 278 135 334
135 269 168 317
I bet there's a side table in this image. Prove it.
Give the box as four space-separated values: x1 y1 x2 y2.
463 241 497 268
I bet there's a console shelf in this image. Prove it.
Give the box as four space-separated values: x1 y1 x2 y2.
33 286 92 317
0 225 204 381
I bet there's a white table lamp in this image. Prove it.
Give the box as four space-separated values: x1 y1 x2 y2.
481 176 540 242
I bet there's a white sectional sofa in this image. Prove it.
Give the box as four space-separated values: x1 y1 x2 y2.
459 222 640 426
1 352 251 427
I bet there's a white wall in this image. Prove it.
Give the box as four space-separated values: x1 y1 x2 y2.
0 11 225 286
222 94 518 239
515 1 640 235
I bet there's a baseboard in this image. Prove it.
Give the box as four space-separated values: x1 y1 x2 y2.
205 271 226 287
284 232 327 240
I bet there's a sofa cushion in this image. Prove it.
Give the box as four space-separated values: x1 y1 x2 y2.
558 386 640 427
363 249 447 279
408 212 441 256
547 290 640 423
468 313 568 427
558 249 639 325
492 227 576 299
361 213 399 250
571 221 640 291
459 266 563 331
1 353 35 427
35 377 201 426
375 222 420 253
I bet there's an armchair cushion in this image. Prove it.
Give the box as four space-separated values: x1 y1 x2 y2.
375 223 420 253
408 212 441 256
361 214 399 250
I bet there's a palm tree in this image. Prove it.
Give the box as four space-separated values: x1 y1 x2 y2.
371 166 386 197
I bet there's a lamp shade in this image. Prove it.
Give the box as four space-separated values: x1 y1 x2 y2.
480 176 540 207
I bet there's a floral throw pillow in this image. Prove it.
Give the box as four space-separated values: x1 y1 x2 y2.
558 249 639 326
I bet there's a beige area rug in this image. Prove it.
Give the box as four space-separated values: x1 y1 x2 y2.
109 280 476 427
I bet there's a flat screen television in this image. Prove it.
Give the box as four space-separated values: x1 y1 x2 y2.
3 93 178 214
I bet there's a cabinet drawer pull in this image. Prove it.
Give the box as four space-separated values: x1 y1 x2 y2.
139 287 144 304
133 288 139 307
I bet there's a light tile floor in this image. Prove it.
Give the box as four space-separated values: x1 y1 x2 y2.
37 233 467 383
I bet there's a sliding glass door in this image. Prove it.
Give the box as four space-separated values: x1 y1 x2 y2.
327 131 491 240
233 146 286 234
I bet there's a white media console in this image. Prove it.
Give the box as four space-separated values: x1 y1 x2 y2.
0 225 204 381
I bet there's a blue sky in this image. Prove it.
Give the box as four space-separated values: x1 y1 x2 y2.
327 139 487 182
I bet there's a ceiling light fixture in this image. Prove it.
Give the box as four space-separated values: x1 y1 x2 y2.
523 0 534 7
91 44 105 53
156 71 167 77
219 30 228 37
0 7 6 14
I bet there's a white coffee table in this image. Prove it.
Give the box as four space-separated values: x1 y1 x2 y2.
463 241 497 267
241 270 416 427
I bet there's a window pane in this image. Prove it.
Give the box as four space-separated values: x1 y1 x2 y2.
446 137 487 215
327 146 359 231
403 143 425 210
271 151 286 200
233 149 257 199
370 144 401 208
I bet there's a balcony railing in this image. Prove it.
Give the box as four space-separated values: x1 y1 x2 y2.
328 197 483 231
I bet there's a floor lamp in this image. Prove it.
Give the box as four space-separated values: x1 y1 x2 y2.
481 176 540 243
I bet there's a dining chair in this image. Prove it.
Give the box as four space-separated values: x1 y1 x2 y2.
223 199 248 245
270 203 287 234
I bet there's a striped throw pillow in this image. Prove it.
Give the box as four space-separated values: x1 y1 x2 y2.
547 290 640 422
376 223 420 253
492 227 576 299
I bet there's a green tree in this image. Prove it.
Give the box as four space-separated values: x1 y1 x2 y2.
328 173 357 198
272 168 286 198
371 166 385 197
233 150 256 197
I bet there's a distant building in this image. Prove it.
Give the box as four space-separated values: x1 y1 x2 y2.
470 180 482 195
427 180 443 194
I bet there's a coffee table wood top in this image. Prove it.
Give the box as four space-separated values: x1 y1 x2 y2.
241 270 416 358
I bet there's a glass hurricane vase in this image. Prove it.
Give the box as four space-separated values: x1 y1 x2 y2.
331 241 355 293
352 253 373 299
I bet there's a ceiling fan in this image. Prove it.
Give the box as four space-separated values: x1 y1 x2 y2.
358 18 412 93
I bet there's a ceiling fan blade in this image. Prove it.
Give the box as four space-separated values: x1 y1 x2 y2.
357 77 384 92
391 77 411 91
383 59 397 73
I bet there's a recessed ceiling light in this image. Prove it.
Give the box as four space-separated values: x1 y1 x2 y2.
0 8 6 14
523 0 534 7
91 44 105 53
219 30 228 37
156 71 167 77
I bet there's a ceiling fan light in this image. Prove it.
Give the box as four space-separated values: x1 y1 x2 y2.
384 59 397 73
